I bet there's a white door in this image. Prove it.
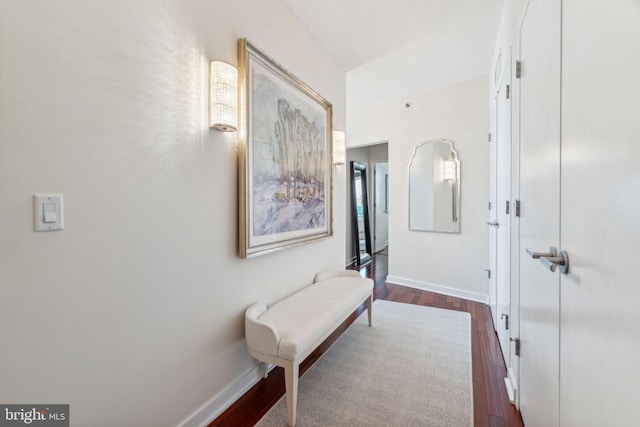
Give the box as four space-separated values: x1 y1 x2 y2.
495 60 511 364
518 0 562 425
559 1 640 425
373 162 389 253
488 102 498 328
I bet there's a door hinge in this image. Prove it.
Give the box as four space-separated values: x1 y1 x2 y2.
488 133 492 142
506 84 510 99
516 61 522 79
515 199 521 217
484 269 491 279
510 337 521 356
505 200 510 215
488 201 492 211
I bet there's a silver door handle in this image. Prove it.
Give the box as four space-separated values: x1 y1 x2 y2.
526 247 556 259
540 250 569 274
487 221 499 227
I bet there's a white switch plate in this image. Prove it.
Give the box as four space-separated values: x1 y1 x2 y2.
34 194 64 231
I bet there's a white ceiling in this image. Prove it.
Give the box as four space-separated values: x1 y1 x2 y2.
283 0 505 122
282 0 504 72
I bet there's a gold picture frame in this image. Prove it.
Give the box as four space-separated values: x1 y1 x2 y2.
238 38 333 258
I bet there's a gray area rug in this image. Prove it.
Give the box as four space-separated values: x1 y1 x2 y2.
255 300 473 427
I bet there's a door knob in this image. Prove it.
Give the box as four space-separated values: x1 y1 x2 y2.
526 247 570 274
540 250 569 274
526 247 556 259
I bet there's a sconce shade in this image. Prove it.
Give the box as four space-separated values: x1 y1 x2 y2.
443 160 456 181
210 61 238 131
332 130 346 165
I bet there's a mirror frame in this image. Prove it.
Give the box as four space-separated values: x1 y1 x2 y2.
408 139 461 233
350 161 372 265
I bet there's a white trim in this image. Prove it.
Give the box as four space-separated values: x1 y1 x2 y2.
504 367 518 405
346 139 389 150
177 362 273 427
386 275 488 304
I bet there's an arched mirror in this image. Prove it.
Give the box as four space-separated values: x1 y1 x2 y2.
409 139 460 233
350 161 372 265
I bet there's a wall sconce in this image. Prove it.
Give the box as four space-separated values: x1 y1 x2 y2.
332 130 346 165
209 61 238 132
443 159 457 222
443 160 456 181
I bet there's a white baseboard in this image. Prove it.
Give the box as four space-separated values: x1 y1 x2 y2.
504 367 518 406
386 275 488 304
178 361 273 427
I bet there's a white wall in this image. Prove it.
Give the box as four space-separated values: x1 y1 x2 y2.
348 76 489 302
0 1 345 426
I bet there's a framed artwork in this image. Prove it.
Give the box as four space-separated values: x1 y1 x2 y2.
238 38 333 258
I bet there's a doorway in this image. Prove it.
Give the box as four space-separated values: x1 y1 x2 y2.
346 142 389 266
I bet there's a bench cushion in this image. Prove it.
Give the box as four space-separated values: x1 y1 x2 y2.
254 276 372 361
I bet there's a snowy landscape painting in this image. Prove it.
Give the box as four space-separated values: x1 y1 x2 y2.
238 39 333 257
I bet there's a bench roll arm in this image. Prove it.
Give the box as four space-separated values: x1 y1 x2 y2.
245 303 280 357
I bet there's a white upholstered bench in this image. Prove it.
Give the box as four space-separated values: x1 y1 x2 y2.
245 270 373 426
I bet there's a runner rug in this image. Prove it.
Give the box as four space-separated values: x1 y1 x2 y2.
256 299 473 426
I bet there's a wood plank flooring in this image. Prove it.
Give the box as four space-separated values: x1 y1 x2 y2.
209 252 524 426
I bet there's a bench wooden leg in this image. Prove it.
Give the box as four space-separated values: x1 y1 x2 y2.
284 360 299 426
367 294 373 327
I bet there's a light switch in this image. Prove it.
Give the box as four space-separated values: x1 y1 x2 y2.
34 194 64 232
43 202 57 223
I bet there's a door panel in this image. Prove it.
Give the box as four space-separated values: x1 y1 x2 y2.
518 0 562 425
489 102 498 329
490 61 512 362
495 64 511 364
560 1 640 425
373 163 388 253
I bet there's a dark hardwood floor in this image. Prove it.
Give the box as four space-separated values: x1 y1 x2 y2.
210 251 524 427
